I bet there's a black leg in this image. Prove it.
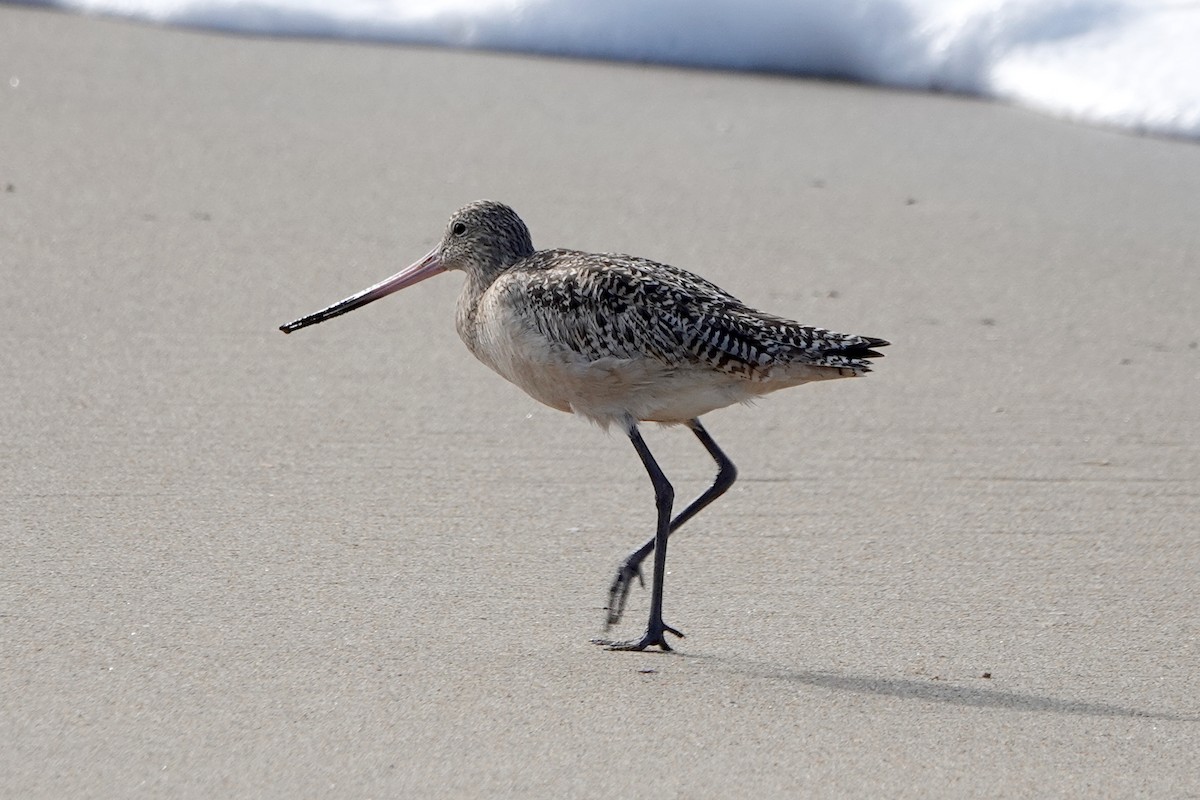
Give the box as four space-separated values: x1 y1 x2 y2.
592 420 684 651
604 418 738 627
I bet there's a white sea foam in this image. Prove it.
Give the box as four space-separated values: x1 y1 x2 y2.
40 0 1200 139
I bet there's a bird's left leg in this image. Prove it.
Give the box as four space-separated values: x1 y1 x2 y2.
605 418 737 627
592 420 683 651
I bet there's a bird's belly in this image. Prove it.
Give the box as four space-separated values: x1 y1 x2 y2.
505 354 760 426
465 315 763 426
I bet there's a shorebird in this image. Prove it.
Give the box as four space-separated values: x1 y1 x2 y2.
281 200 888 651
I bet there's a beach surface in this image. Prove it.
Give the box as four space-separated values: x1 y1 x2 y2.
2 6 1198 797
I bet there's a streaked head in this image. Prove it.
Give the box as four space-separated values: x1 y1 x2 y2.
438 200 534 277
279 200 534 334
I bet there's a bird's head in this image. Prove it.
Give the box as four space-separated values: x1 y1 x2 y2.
279 200 533 334
437 200 534 279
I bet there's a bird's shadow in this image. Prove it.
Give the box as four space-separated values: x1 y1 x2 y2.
684 654 1198 722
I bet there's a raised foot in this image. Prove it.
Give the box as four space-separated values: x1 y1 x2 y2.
604 558 645 627
591 622 684 652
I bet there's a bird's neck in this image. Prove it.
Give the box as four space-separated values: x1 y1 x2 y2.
453 267 496 357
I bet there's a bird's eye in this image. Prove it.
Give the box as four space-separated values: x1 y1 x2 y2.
452 222 467 236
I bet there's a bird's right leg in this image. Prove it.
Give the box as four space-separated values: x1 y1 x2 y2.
604 418 738 628
593 420 683 651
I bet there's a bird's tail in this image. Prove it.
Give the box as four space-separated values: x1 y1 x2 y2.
815 335 890 373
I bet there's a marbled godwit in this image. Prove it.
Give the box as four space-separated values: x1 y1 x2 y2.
281 200 888 651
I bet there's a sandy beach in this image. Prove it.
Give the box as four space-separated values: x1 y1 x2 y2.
2 5 1199 797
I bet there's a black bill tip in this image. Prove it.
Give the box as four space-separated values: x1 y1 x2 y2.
279 309 335 334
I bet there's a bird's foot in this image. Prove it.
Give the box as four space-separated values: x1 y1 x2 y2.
591 621 684 652
604 558 645 628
